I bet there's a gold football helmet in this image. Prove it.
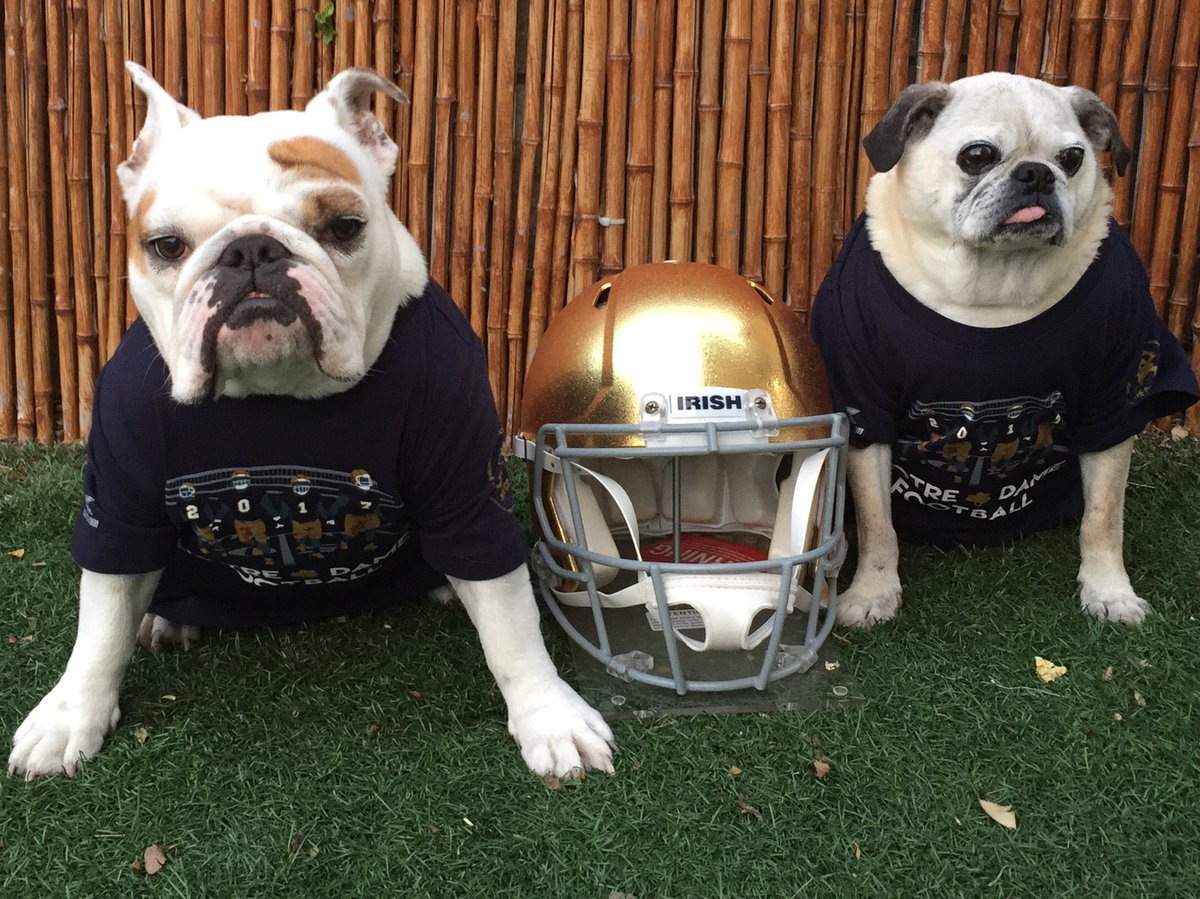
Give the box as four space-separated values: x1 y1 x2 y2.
516 262 848 693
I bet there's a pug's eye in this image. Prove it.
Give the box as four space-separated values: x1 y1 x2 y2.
1058 146 1085 176
956 142 999 175
327 215 366 243
147 235 189 262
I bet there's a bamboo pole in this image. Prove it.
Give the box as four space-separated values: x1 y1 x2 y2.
741 0 770 282
486 0 517 423
270 0 292 110
371 0 393 124
1167 42 1200 342
394 0 416 211
429 0 456 288
0 9 12 440
104 0 129 346
86 0 110 364
668 0 698 262
856 0 892 217
407 0 435 255
714 3 750 273
318 5 333 86
599 0 629 276
965 0 990 76
354 0 371 66
840 0 865 232
333 0 353 72
1112 1 1152 226
163 0 183 96
994 0 1019 71
448 0 475 304
45 0 78 442
1094 0 1129 111
185 0 202 109
201 0 224 117
23 0 54 441
547 0 582 317
625 0 654 268
1068 0 1102 87
788 0 818 310
810 0 846 299
225 0 246 114
1040 0 1071 86
572 0 607 295
5 0 32 441
1014 0 1046 78
940 0 964 81
1130 0 1180 264
246 0 269 113
67 0 96 437
466 0 489 333
693 0 724 264
291 0 315 109
505 0 548 434
1147 0 1198 321
649 0 675 264
917 0 945 82
891 0 915 96
762 0 795 298
526 0 567 357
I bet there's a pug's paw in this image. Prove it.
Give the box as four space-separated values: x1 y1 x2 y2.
1079 583 1149 625
8 683 120 779
836 572 902 628
137 614 201 653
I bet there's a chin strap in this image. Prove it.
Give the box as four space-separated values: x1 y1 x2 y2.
551 449 831 652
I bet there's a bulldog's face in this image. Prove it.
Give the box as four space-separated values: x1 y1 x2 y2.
863 72 1131 249
117 64 427 402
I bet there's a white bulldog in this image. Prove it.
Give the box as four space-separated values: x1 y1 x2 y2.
812 73 1198 628
8 63 614 780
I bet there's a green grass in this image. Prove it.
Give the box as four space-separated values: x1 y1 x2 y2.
2 437 1199 898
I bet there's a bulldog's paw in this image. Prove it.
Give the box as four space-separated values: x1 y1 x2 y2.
836 575 902 629
506 676 615 778
1079 583 1149 625
8 684 120 779
136 614 201 653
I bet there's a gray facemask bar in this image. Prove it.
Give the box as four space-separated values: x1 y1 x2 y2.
527 412 848 694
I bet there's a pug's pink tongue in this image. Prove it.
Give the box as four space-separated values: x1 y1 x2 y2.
1004 206 1046 225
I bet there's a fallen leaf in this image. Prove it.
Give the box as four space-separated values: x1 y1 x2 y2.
728 765 742 777
736 796 761 820
1138 658 1151 668
22 635 33 642
609 893 639 899
813 759 832 779
6 635 15 644
31 561 46 568
407 690 422 700
1133 691 1146 707
630 761 642 772
144 844 167 875
368 724 380 735
289 833 305 853
161 694 177 702
1170 425 1189 441
462 817 474 828
824 660 840 671
1114 712 1123 722
129 860 141 872
853 841 862 860
133 727 149 745
7 549 25 559
979 799 1017 830
1035 656 1067 682
308 845 319 858
1102 665 1113 681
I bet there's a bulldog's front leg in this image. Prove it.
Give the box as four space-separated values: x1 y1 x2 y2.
449 565 615 778
8 569 161 779
838 443 904 627
1078 437 1147 624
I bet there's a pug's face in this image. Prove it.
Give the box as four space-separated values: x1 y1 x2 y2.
864 72 1131 249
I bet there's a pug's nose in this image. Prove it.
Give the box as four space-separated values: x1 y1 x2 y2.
1011 162 1056 194
217 234 291 270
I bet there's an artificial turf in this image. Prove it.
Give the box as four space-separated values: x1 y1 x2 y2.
1 436 1198 898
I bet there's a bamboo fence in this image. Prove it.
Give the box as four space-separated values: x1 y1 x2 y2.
1 0 1198 444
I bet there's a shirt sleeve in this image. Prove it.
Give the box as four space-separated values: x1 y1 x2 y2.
1073 235 1200 452
70 345 181 574
400 290 530 581
810 224 905 446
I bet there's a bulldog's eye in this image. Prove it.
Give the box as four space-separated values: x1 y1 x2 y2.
1058 146 1085 176
148 235 189 262
956 142 999 175
327 216 366 243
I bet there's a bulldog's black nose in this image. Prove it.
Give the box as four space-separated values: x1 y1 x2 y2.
1010 162 1056 194
217 234 291 270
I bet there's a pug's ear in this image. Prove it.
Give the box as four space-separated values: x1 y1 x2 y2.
1066 87 1132 177
863 81 951 172
306 68 408 178
118 62 201 205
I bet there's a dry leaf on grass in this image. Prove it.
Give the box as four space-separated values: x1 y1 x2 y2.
161 694 177 702
728 765 742 777
736 796 762 820
1171 425 1189 441
813 759 832 779
979 799 1017 830
824 660 840 672
144 844 167 875
1035 656 1067 682
133 727 149 745
289 833 306 853
7 549 25 559
1102 665 1114 681
1134 691 1146 707
853 841 862 860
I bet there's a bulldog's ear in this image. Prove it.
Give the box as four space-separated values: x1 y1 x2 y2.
307 68 408 179
1066 87 1132 177
118 62 201 203
863 81 951 172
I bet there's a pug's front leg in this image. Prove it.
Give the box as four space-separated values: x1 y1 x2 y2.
1078 437 1147 624
450 565 616 778
838 443 904 627
8 569 161 779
